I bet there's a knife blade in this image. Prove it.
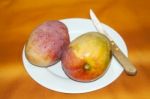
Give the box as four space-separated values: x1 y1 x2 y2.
90 9 137 76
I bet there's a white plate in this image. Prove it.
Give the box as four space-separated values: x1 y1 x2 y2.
22 18 128 93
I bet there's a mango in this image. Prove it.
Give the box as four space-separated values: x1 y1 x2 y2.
25 21 70 67
61 32 111 82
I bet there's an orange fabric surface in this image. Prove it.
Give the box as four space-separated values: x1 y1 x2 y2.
0 0 150 99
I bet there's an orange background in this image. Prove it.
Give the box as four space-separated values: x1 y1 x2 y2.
0 0 150 99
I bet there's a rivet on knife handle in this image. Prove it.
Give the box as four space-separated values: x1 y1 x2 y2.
110 41 137 76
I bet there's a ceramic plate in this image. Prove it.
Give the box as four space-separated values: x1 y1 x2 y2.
22 18 128 93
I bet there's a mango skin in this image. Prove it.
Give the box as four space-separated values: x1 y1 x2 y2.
25 21 70 67
62 32 111 82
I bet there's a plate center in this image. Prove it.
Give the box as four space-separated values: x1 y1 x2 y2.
47 62 68 78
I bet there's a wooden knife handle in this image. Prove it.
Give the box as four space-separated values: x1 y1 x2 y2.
110 41 137 76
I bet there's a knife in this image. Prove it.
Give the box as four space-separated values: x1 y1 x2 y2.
90 9 137 76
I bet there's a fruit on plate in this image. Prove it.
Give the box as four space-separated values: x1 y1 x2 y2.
25 21 70 67
61 32 111 82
